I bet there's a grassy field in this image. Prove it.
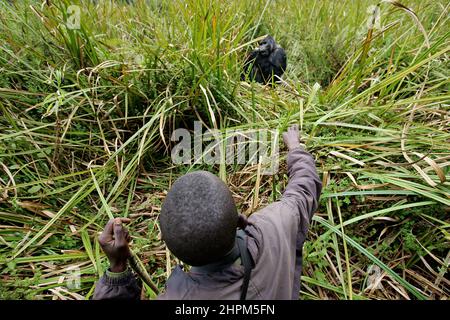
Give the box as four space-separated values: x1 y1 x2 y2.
0 0 449 300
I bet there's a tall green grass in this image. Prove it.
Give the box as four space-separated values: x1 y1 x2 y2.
0 0 448 299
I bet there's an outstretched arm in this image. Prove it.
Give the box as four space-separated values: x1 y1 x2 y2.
281 125 322 235
244 124 322 299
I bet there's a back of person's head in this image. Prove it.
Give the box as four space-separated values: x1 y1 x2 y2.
159 171 238 266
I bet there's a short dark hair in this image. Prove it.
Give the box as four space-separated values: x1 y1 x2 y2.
159 171 238 266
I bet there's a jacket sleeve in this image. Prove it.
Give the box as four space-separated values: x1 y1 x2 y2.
281 146 322 236
243 146 322 299
92 267 141 300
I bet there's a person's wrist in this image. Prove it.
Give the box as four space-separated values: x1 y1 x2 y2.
288 143 301 151
110 260 128 273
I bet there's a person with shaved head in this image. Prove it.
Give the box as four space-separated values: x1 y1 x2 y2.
94 125 322 300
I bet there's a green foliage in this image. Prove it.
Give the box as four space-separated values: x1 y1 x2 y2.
0 0 448 300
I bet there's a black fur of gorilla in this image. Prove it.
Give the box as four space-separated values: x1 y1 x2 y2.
241 35 287 85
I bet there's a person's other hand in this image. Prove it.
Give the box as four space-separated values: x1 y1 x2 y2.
282 124 301 151
98 218 132 272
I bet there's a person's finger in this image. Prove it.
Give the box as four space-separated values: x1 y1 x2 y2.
119 218 131 224
98 219 115 244
123 229 130 242
113 218 127 245
292 124 299 131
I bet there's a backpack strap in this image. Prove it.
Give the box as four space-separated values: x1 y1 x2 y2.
189 229 254 300
236 229 253 300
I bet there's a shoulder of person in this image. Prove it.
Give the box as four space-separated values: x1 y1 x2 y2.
158 265 194 299
247 200 298 224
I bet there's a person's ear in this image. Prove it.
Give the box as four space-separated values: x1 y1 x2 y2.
237 213 248 229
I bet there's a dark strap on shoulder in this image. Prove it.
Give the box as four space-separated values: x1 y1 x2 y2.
189 229 254 300
236 229 253 300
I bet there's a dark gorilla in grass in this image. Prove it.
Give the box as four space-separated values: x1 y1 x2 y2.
159 171 239 266
241 35 287 85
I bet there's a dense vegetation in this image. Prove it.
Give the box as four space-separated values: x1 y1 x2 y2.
0 0 448 299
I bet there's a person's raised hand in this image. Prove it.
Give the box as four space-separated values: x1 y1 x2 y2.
282 124 301 151
98 218 132 273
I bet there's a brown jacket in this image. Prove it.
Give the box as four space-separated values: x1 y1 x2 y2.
93 146 322 300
